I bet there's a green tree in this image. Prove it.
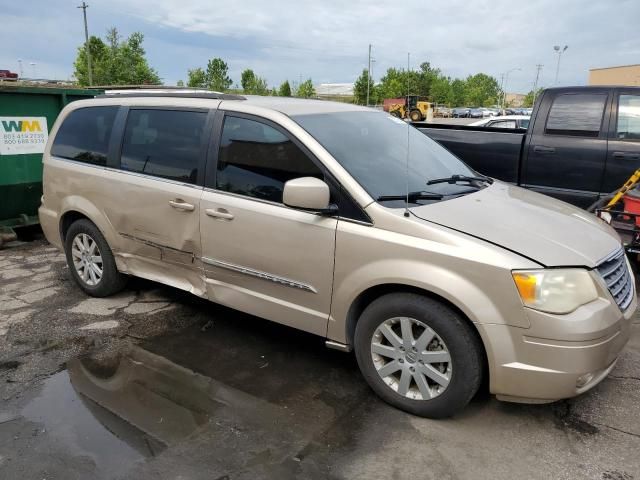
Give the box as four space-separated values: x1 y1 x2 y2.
449 78 466 106
205 58 232 91
353 68 376 105
187 67 207 88
297 78 315 98
255 77 269 95
73 27 161 86
522 88 543 108
176 79 184 87
241 69 256 92
377 68 407 99
430 76 452 105
270 87 278 96
464 73 500 107
415 61 441 98
240 69 269 95
278 80 292 97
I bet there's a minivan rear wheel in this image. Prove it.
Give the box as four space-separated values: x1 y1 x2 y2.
354 293 483 418
64 219 127 297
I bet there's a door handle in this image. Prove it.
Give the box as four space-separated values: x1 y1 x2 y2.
612 151 640 160
205 208 234 220
168 199 195 211
533 145 556 154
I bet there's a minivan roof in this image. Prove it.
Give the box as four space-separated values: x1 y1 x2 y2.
93 91 371 116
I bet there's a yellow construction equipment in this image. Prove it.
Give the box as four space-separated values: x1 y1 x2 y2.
604 168 640 209
387 96 433 122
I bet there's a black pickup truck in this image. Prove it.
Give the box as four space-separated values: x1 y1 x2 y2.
417 86 640 209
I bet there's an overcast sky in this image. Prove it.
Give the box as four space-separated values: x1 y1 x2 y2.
1 0 639 93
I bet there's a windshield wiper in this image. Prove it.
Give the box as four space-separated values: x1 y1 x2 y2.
426 174 493 186
377 191 443 202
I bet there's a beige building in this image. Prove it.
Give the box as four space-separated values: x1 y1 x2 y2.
589 64 640 86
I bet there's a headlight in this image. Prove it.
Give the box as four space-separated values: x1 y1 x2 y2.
512 269 598 314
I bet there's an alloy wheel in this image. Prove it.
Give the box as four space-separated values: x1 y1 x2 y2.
371 317 452 400
71 233 103 286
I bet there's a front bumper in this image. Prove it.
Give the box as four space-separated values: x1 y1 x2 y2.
477 293 636 403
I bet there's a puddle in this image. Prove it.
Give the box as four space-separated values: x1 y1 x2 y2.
19 341 238 477
21 370 160 478
14 316 367 478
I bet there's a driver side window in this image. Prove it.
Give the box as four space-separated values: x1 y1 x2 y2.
215 115 323 203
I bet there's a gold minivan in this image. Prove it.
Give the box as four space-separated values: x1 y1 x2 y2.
39 93 635 417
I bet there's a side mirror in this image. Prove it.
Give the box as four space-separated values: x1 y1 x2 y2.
283 177 336 214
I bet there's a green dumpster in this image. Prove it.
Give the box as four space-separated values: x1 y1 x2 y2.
0 84 101 245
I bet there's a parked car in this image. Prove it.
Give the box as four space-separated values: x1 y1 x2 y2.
470 115 531 129
468 108 484 118
480 108 498 118
418 86 640 209
40 93 635 418
452 107 470 118
0 69 18 81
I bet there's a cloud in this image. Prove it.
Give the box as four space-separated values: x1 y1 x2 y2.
1 0 639 91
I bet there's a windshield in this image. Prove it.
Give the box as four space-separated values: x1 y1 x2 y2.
292 111 478 205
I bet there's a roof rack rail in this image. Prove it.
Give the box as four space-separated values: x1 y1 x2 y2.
96 92 246 100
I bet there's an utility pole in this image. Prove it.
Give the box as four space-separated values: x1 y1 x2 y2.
366 44 372 106
77 2 93 86
553 45 568 85
532 64 543 105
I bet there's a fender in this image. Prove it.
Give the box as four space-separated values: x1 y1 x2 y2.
327 257 530 345
59 196 122 259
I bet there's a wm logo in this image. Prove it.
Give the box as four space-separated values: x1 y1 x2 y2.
1 120 42 132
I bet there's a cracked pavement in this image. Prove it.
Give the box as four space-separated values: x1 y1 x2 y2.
1 239 639 480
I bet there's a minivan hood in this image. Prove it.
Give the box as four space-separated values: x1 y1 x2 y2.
410 182 621 268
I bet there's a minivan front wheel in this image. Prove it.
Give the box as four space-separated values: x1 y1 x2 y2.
64 219 127 297
354 293 483 418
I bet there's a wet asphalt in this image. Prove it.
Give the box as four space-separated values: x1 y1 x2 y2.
1 237 639 480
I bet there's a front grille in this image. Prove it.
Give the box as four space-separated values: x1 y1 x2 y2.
596 248 634 311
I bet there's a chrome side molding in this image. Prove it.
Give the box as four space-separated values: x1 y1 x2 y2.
201 257 317 293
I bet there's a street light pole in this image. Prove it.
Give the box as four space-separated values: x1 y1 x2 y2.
553 45 568 85
366 44 371 106
77 2 93 86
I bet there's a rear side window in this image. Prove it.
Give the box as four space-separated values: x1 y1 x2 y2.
51 106 118 165
215 115 323 203
120 109 207 184
544 93 607 137
616 94 640 141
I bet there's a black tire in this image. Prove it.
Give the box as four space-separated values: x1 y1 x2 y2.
354 293 483 418
409 110 423 122
64 219 127 297
390 110 402 118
